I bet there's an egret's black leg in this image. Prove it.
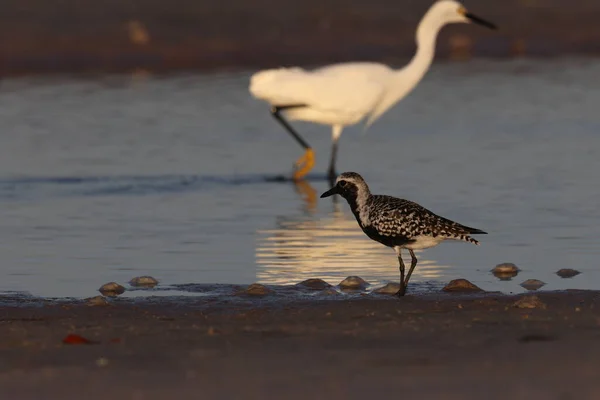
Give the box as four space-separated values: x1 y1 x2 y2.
396 249 407 297
327 139 338 184
327 126 342 184
404 249 418 289
270 105 314 180
270 105 310 150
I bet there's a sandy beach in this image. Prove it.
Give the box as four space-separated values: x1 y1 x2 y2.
1 289 600 399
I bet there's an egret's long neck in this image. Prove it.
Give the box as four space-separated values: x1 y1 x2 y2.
404 14 444 86
365 13 445 127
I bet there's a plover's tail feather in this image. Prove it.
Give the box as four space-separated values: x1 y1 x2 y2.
465 235 481 245
454 225 486 245
463 226 487 235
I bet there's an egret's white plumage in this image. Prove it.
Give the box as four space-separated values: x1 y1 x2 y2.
249 0 497 180
251 63 387 126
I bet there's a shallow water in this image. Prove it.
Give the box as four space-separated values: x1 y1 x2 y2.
1 58 599 298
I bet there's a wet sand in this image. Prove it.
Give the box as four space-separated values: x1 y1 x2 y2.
1 290 600 399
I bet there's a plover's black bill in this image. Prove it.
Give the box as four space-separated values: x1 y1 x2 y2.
466 13 497 30
320 187 339 198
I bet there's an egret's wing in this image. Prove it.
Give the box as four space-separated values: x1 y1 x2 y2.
249 64 388 118
249 67 308 105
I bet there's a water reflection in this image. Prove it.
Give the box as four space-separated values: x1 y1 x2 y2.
256 181 450 286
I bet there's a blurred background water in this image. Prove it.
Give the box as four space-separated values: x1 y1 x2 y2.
0 58 598 297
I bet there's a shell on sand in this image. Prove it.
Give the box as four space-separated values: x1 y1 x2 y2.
99 282 125 297
556 269 580 279
520 279 545 291
296 279 332 290
129 276 159 287
373 282 401 295
443 279 483 293
513 295 547 309
491 263 520 280
242 283 273 296
338 276 369 290
491 263 520 274
86 296 110 306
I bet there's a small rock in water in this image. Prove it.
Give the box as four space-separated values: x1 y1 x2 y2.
99 282 125 297
442 279 483 293
338 276 369 290
86 296 110 306
556 269 580 279
492 263 520 273
513 295 547 309
491 263 520 280
129 276 159 288
243 283 273 296
520 279 545 291
296 279 332 290
373 282 401 295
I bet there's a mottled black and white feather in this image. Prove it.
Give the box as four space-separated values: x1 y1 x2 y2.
324 172 486 250
365 195 485 246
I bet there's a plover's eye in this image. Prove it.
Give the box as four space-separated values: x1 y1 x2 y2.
338 180 347 188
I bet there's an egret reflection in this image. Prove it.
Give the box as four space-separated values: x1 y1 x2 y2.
255 181 451 286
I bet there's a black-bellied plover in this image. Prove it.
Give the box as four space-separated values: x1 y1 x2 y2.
320 172 487 296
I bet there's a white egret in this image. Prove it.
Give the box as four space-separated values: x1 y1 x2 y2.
249 0 497 181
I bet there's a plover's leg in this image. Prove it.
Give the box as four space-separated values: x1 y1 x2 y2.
395 247 406 297
404 249 418 289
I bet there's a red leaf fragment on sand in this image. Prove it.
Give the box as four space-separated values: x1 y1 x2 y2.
62 334 95 345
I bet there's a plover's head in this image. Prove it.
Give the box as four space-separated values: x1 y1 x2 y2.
320 172 370 200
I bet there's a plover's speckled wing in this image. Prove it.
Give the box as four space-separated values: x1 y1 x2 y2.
367 195 486 244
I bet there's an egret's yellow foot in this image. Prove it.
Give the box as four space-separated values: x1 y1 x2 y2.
292 148 315 181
